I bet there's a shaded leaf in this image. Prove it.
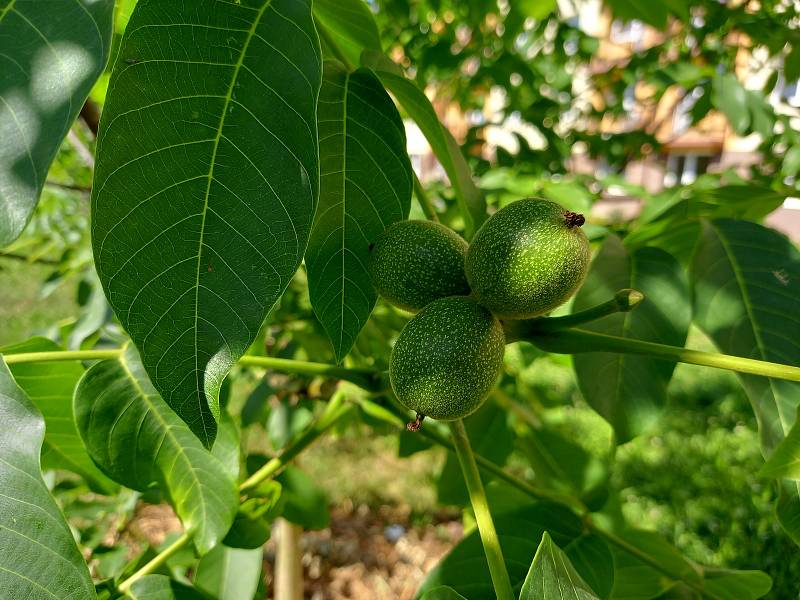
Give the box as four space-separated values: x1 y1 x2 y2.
437 401 515 506
314 0 381 68
91 0 322 446
277 465 330 530
517 406 615 508
761 415 800 479
519 532 599 600
0 0 114 246
126 575 206 600
0 358 95 599
361 50 486 236
573 236 691 441
307 62 411 360
2 337 115 492
194 544 263 600
73 347 238 553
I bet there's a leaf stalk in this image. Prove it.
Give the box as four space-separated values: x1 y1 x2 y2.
448 419 515 600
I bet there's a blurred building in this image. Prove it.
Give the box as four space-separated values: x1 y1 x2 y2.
564 0 800 238
404 0 800 239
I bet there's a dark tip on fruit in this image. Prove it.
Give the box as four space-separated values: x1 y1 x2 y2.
406 413 425 432
563 211 585 228
368 242 375 251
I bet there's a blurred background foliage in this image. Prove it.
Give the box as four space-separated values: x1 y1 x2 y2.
2 0 800 597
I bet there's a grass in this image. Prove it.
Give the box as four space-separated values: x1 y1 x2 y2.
0 258 78 347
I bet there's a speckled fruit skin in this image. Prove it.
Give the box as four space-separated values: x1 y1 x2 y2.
369 220 470 312
465 198 590 319
389 296 505 420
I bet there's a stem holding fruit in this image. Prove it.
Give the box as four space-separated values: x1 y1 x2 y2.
448 419 515 600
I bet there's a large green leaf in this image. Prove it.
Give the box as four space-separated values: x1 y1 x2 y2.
691 219 800 539
126 575 206 600
572 236 691 441
519 532 599 600
361 50 486 237
0 0 114 247
417 502 612 599
0 358 95 599
91 0 322 446
307 61 411 360
73 347 238 553
194 544 263 600
313 0 381 68
2 338 115 492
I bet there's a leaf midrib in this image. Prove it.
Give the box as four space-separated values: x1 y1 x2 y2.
192 0 273 441
117 352 210 535
338 71 350 356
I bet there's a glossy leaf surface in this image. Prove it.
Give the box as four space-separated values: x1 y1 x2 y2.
91 0 322 445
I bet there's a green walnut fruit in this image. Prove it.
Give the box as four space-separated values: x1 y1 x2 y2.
465 198 590 319
370 220 470 312
390 296 505 423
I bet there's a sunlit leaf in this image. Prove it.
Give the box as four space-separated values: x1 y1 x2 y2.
0 0 114 247
307 61 412 360
91 0 322 446
519 532 599 600
73 347 238 553
314 0 381 68
0 358 95 599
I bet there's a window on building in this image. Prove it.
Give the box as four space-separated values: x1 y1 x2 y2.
672 87 705 135
783 80 800 107
610 19 644 46
664 153 714 187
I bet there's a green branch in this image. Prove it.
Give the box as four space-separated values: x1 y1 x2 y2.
529 328 800 382
517 288 644 335
413 172 440 222
117 531 192 594
238 355 383 391
240 389 352 491
4 349 123 364
2 348 384 390
449 419 515 600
